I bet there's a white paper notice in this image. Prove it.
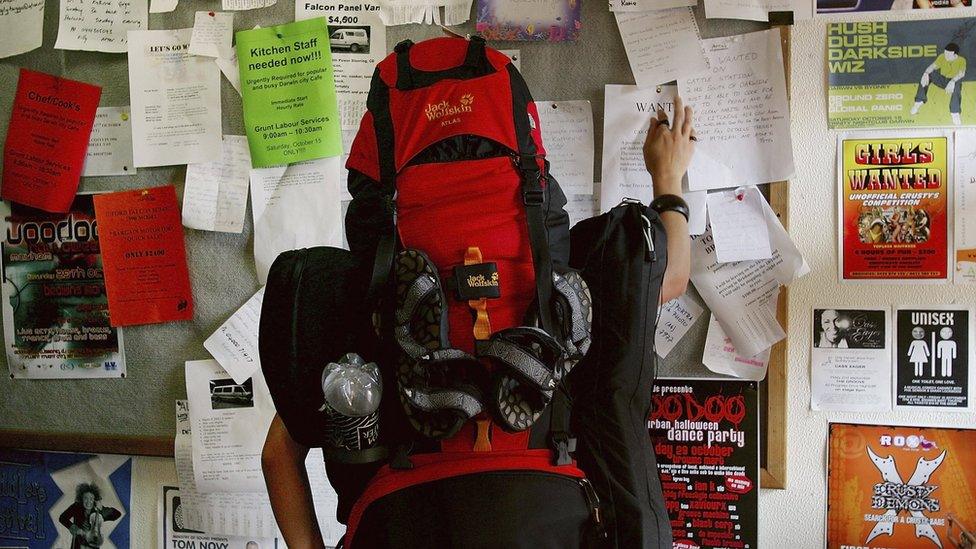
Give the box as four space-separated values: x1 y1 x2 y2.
0 0 44 58
655 294 704 359
189 11 234 59
601 84 676 211
500 49 521 71
175 399 342 543
216 53 242 95
205 287 264 385
615 8 707 90
185 359 274 493
691 197 807 357
82 107 136 177
128 29 222 168
250 158 343 284
955 129 976 284
609 0 694 11
704 0 810 22
706 186 772 263
679 30 793 192
55 0 147 53
149 0 178 13
686 189 707 236
297 0 387 131
223 0 275 10
565 192 597 227
810 308 892 412
702 314 770 381
536 101 594 195
182 135 252 233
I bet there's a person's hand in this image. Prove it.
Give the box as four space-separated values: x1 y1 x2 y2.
921 73 930 86
643 95 696 197
70 525 81 536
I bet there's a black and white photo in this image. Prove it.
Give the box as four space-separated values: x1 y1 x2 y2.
811 308 891 412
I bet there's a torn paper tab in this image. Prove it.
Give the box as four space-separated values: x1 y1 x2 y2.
204 287 265 384
655 294 704 359
702 313 770 381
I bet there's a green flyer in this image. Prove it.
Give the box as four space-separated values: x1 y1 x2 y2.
237 18 342 167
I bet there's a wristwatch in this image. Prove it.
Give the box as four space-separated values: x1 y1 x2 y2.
650 194 689 222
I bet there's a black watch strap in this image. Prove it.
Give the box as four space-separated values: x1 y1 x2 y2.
650 194 690 222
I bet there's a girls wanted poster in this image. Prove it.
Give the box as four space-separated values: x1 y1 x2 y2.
894 306 974 412
827 423 976 549
838 131 952 283
649 378 760 549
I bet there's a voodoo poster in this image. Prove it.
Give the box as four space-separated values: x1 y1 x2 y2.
826 422 976 549
837 131 952 283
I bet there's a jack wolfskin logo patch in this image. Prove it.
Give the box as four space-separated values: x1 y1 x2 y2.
454 262 500 300
424 94 475 121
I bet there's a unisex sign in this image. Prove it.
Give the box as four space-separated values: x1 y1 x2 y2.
237 18 342 167
895 307 972 411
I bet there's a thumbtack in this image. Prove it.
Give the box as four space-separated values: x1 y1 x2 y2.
551 103 558 109
208 11 215 16
734 187 746 201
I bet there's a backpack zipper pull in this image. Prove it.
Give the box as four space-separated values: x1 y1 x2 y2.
473 418 492 452
578 478 606 539
641 214 656 262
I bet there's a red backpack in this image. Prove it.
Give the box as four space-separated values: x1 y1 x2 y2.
339 35 600 547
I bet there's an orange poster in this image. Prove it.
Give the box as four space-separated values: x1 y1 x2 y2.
827 423 976 549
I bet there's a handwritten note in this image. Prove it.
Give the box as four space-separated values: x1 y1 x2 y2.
182 135 252 233
222 0 275 11
536 101 594 195
205 287 264 384
0 0 44 58
565 192 597 227
704 0 810 22
609 0 694 11
55 0 147 53
615 8 707 90
83 107 136 177
702 313 770 381
655 294 704 359
706 186 772 263
678 30 793 191
189 11 234 59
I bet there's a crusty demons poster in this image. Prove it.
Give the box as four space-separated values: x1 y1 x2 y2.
838 132 951 282
827 423 976 549
828 19 976 128
650 378 759 549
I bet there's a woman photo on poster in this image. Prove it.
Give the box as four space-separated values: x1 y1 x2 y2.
58 482 122 549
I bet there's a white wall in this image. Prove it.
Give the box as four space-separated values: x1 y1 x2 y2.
760 9 976 548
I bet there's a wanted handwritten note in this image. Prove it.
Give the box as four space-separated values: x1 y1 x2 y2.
678 29 793 191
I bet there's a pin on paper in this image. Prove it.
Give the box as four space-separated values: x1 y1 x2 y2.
209 10 215 16
734 187 747 201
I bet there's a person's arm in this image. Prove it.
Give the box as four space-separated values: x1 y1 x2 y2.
58 503 80 535
262 414 327 549
96 505 121 521
921 61 938 85
642 96 695 304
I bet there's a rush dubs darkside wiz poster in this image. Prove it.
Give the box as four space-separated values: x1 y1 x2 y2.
827 423 976 549
650 378 759 549
838 132 951 282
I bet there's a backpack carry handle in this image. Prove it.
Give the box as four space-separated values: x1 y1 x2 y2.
394 37 494 91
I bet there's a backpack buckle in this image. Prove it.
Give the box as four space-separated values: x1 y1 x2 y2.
550 431 577 466
523 188 544 206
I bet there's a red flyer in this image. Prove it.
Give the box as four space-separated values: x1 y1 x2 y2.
94 186 194 326
2 69 102 213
